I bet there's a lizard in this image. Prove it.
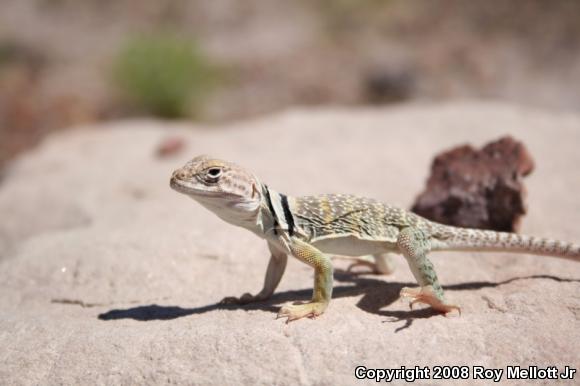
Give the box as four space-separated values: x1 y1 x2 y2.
170 155 580 322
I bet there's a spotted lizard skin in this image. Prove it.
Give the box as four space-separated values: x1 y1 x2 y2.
292 194 579 259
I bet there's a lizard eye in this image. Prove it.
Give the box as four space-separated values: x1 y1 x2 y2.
204 167 222 182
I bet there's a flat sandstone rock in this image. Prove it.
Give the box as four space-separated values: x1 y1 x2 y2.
0 103 579 385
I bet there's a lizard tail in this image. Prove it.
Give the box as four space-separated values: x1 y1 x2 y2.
431 225 580 262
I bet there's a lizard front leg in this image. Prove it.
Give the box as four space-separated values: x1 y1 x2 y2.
221 242 288 304
397 227 460 315
277 238 333 322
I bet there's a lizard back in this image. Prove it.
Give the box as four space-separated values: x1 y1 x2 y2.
292 194 417 243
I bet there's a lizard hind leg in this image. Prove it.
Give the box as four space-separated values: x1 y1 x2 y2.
333 253 396 275
373 253 396 275
396 227 461 315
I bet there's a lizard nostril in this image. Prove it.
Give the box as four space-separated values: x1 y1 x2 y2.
173 170 188 180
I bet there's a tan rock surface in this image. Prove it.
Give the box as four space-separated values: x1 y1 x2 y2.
0 103 579 385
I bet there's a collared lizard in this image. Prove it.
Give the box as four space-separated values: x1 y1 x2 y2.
170 155 579 322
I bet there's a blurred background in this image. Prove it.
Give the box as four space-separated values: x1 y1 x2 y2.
1 0 580 170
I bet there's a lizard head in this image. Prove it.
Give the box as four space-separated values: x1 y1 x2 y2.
170 155 263 223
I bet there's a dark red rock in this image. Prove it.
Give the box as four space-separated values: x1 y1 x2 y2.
411 136 535 232
156 136 186 158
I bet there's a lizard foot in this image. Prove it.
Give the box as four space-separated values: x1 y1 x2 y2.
277 301 328 323
399 286 461 316
220 292 265 305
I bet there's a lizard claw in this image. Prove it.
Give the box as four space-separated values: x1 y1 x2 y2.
399 286 461 316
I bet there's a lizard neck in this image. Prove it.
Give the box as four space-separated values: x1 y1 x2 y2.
189 185 262 234
259 184 296 239
191 182 296 240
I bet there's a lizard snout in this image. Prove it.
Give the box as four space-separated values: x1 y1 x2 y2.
172 169 191 181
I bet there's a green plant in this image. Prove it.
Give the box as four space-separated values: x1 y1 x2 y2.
113 34 217 119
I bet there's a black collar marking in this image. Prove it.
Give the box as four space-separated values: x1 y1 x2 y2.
263 185 278 235
279 194 295 236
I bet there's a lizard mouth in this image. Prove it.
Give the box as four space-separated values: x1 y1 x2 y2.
169 177 238 200
169 177 197 195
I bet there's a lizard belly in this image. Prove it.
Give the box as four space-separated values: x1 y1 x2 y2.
311 235 397 256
